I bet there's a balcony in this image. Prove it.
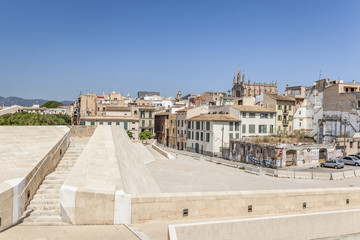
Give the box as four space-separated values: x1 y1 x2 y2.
282 120 289 125
282 109 289 115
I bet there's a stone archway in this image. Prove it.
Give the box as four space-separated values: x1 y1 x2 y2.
286 150 297 166
319 148 327 163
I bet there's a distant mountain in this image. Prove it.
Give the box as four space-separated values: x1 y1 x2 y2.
0 96 74 107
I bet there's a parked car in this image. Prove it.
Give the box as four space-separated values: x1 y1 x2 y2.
341 156 360 166
320 159 344 169
350 154 360 160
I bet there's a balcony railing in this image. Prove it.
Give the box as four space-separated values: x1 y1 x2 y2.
282 120 289 125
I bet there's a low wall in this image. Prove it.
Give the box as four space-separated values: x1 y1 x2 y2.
152 144 175 159
169 209 360 240
0 129 70 231
70 125 97 138
131 187 360 224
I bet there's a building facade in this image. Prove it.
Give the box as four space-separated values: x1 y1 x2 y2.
186 114 240 157
231 68 278 98
263 93 295 135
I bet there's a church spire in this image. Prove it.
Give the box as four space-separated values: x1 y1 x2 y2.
242 72 245 84
233 74 236 85
237 67 241 84
248 77 251 84
275 80 277 86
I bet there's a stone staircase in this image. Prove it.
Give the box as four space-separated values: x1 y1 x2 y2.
19 140 87 225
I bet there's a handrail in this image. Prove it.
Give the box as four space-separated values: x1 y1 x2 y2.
18 131 70 199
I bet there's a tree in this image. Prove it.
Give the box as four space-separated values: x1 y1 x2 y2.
41 101 63 108
139 130 152 140
0 112 71 125
127 130 133 139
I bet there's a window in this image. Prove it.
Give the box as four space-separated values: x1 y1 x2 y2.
103 107 105 111
116 122 120 125
188 121 191 129
249 124 255 133
259 125 267 133
178 120 180 127
97 107 100 111
140 111 145 118
249 113 255 118
91 122 95 126
149 111 152 118
149 120 152 127
270 113 274 119
229 133 233 140
242 112 246 118
192 122 194 129
181 120 184 127
270 125 274 134
278 115 282 121
201 132 203 141
242 124 246 134
187 131 191 138
206 122 210 130
124 122 128 130
236 133 239 138
299 111 301 115
201 122 203 130
278 105 281 110
134 110 138 115
235 122 239 131
142 120 145 127
196 121 200 130
289 106 292 111
260 113 268 119
196 132 199 140
230 122 234 131
171 120 173 124
299 122 302 127
278 126 281 131
173 128 175 134
206 133 210 142
192 131 194 139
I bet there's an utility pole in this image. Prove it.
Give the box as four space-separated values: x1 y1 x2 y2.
221 125 224 156
343 119 347 156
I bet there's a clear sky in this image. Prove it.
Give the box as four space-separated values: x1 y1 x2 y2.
1 0 359 101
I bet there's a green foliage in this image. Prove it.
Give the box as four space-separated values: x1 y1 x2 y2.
41 101 63 108
0 112 71 125
139 130 152 140
126 130 133 139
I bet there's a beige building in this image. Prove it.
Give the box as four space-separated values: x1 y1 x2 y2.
263 93 295 135
176 106 209 150
231 67 278 98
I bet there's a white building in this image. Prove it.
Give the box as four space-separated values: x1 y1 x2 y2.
81 117 139 139
176 106 209 150
186 114 240 157
209 105 276 137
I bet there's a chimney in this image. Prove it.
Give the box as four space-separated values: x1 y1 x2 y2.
353 80 356 84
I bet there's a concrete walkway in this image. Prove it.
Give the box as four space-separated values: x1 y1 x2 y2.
0 225 140 240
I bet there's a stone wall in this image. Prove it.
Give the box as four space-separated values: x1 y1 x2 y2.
0 129 70 231
169 209 360 240
70 125 97 138
131 188 360 223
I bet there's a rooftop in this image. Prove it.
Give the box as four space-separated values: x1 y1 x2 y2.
265 93 296 101
232 105 276 113
187 114 240 122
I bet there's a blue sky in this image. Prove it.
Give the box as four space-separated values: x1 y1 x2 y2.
1 0 359 101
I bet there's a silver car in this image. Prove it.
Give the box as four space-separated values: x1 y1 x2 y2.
320 159 344 169
341 156 360 166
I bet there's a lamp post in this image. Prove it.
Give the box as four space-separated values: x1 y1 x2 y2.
342 118 348 156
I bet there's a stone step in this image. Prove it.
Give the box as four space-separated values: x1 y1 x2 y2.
38 184 62 190
33 193 60 200
35 189 59 195
60 157 78 161
28 204 60 211
20 221 70 226
22 215 63 223
44 174 67 181
30 198 60 205
42 179 64 185
57 163 75 168
55 166 73 171
25 209 61 217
